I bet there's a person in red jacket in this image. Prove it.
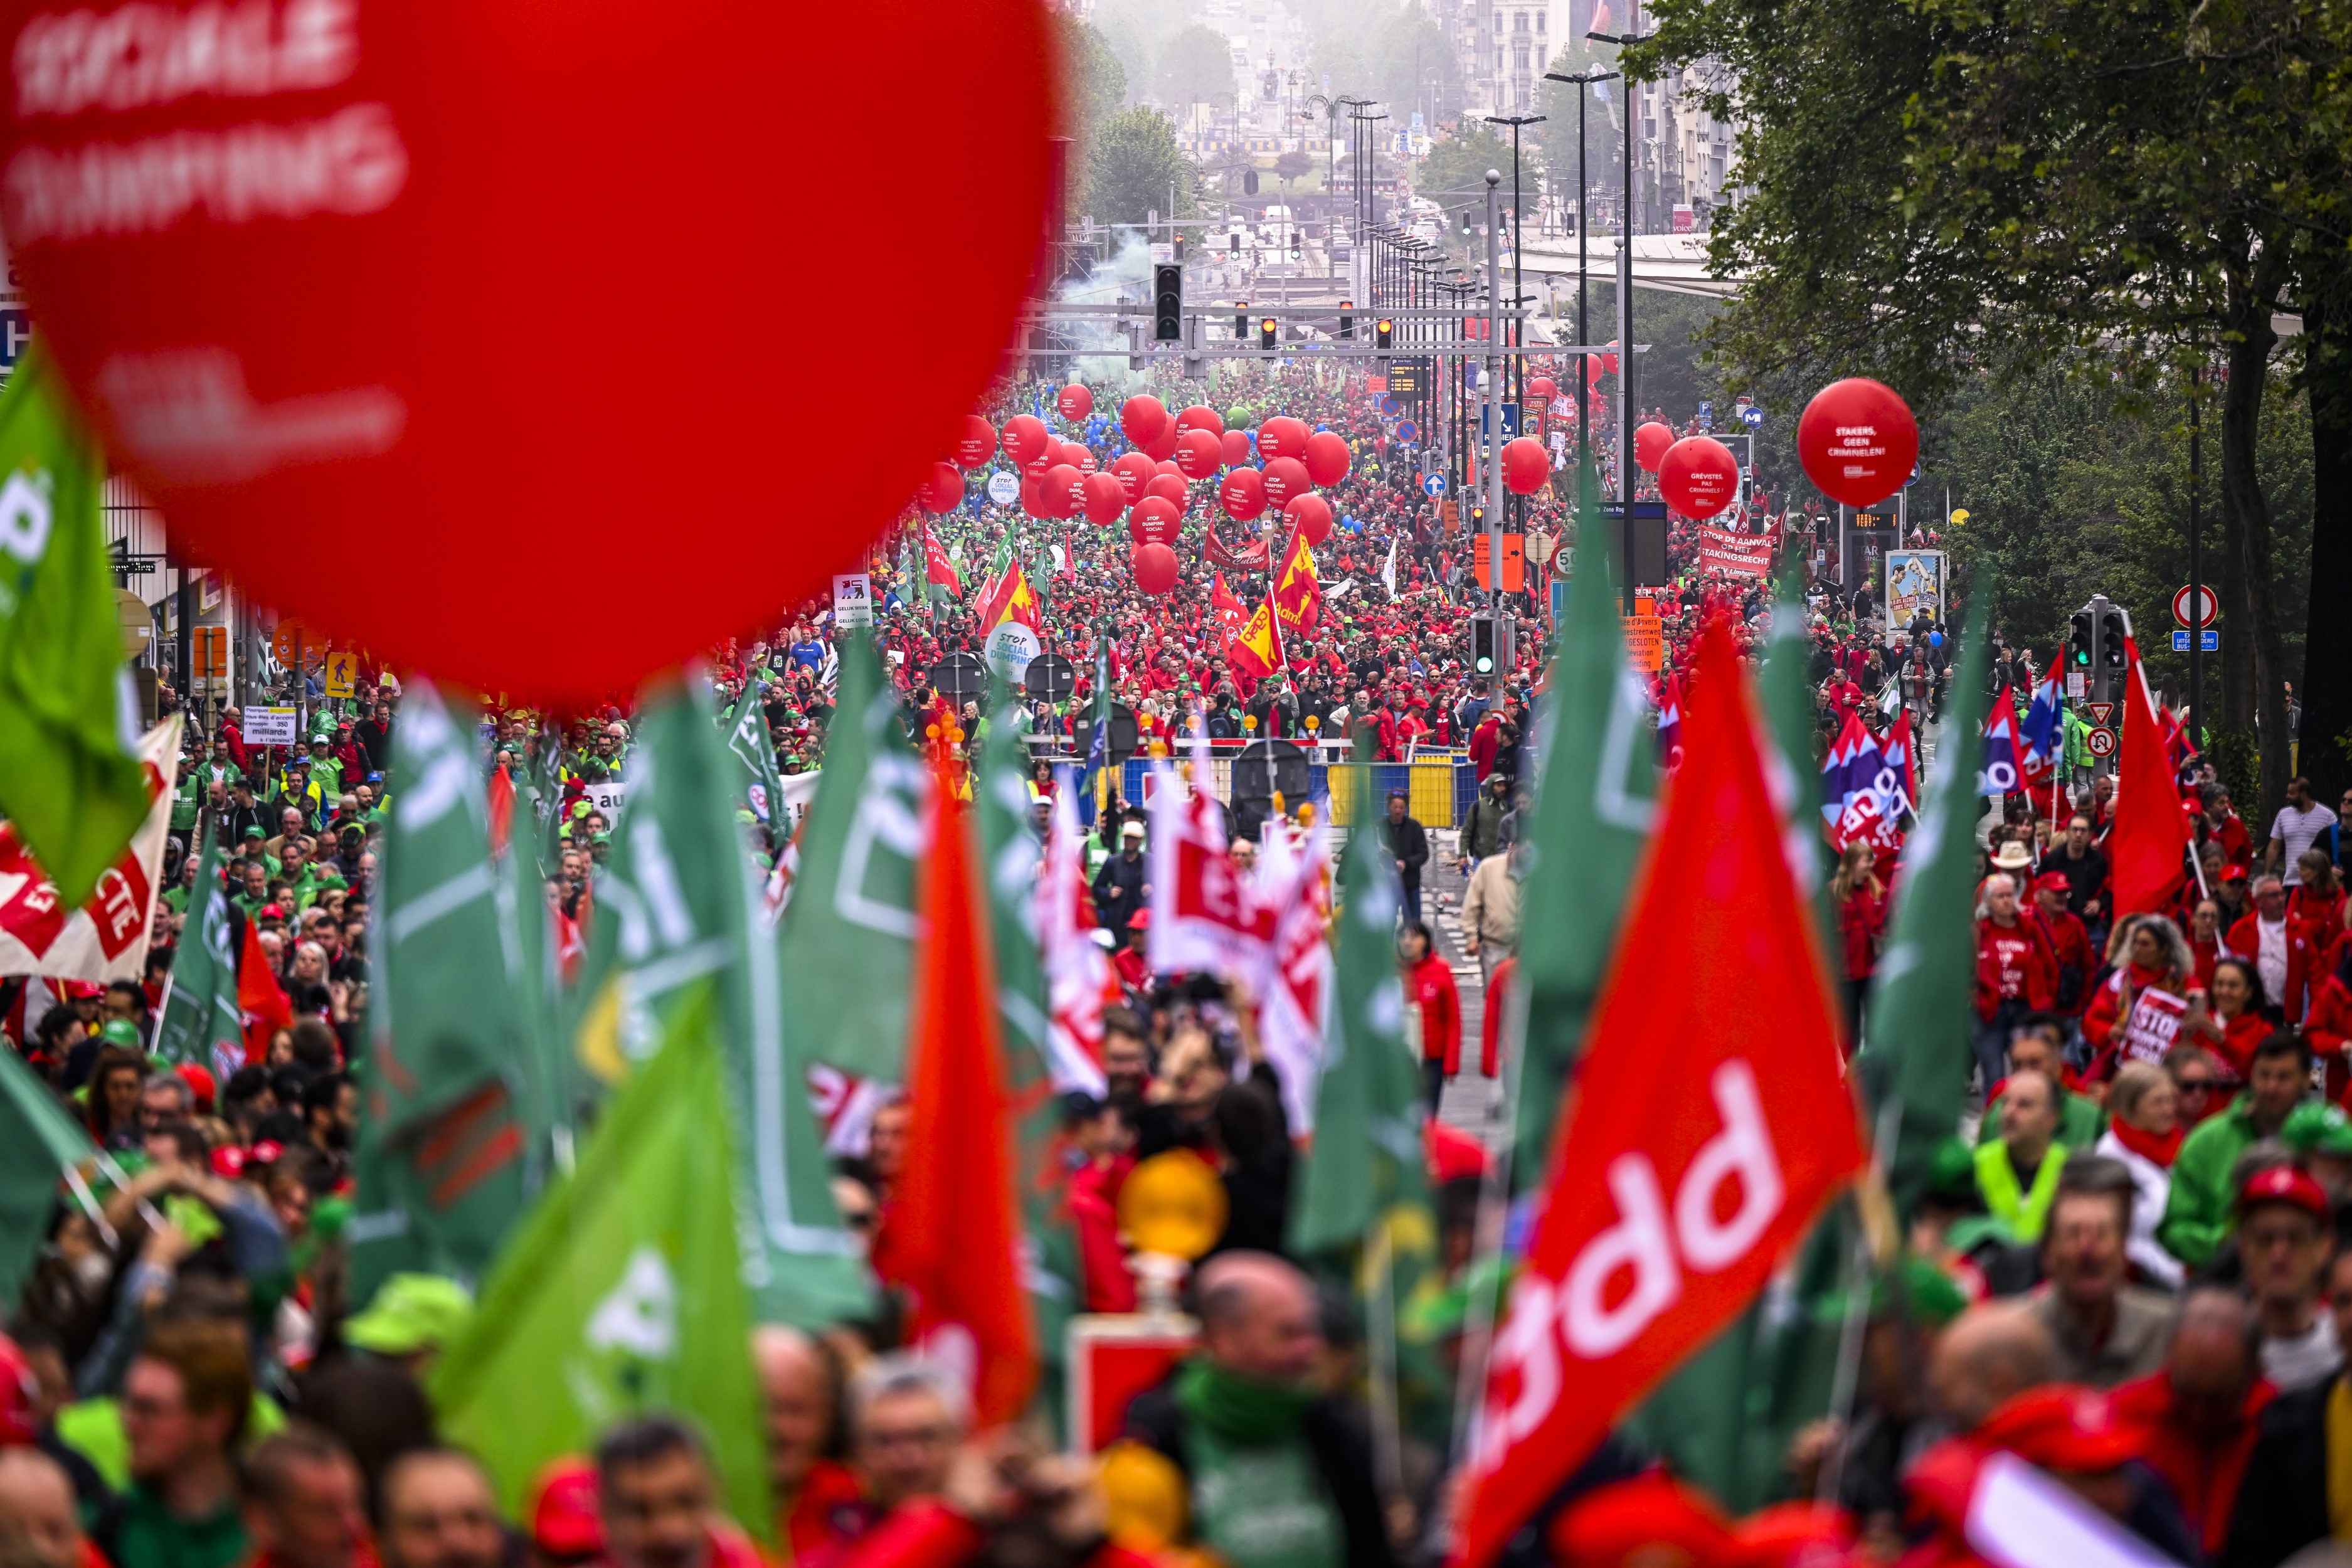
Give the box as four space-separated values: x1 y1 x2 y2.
2302 944 2352 1101
2186 897 2225 991
2178 958 2279 1086
1400 921 1460 1114
1478 952 1515 1079
2084 914 2196 1078
2109 1289 2294 1562
2227 875 2321 1021
2028 871 2094 1017
1974 872 2056 1091
1832 843 1887 1048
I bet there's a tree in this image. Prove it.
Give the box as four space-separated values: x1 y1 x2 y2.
1155 24 1234 110
1084 107 1200 231
1417 125 1516 263
1057 18 1127 142
1274 149 1315 194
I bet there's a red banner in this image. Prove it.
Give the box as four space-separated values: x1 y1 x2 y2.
1697 525 1773 580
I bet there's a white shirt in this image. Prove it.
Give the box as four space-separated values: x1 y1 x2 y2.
2272 802 2339 882
2261 1313 2342 1394
2257 914 2291 1005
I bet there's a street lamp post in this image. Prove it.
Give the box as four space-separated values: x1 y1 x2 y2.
1483 170 1505 621
1543 67 1618 513
1587 18 1649 613
1484 112 1545 539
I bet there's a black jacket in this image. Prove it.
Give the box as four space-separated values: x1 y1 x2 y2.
1091 850 1147 938
1123 1371 1399 1568
2221 1379 2334 1568
1381 813 1430 889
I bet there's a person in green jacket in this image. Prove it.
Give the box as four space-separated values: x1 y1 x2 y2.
2063 707 2095 779
1974 1067 2069 1242
2159 1027 2312 1271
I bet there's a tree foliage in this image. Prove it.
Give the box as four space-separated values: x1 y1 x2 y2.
1155 24 1235 109
1058 18 1128 140
1083 107 1200 230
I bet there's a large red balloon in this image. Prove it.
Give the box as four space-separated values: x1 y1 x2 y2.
1081 470 1126 525
1121 395 1168 446
1042 463 1082 519
1140 421 1179 462
1001 413 1051 469
1174 430 1222 480
1283 492 1333 547
1144 473 1190 511
1798 379 1919 507
1057 383 1093 423
1110 452 1157 504
1258 416 1312 461
1130 495 1181 546
1133 543 1179 595
1261 457 1311 509
1175 405 1224 439
1301 430 1352 487
1021 447 1056 482
1500 437 1552 497
917 460 964 514
1219 428 1252 469
1219 468 1268 521
1526 376 1557 403
1634 421 1676 474
0 2 1059 707
1658 437 1741 520
953 415 996 470
1020 472 1054 518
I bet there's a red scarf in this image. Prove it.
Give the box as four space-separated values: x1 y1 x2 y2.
2109 1116 2184 1168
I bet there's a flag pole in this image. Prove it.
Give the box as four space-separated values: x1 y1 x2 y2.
1364 1226 1407 1506
1816 1095 1904 1507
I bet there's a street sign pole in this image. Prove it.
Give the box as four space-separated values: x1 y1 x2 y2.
2188 368 2203 741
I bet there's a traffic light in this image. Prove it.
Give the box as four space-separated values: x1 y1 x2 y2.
1459 207 1473 236
1230 233 1241 253
1259 316 1278 351
1471 615 1498 675
1245 169 1260 194
1234 302 1249 341
2099 607 2130 672
1153 263 1183 343
2070 610 2095 669
1338 300 1353 338
1289 230 1301 257
1375 318 1394 350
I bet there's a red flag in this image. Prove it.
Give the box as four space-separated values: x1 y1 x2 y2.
872 776 1037 1428
1451 622 1867 1568
2109 637 2193 919
486 767 516 856
1271 526 1323 637
238 919 294 1066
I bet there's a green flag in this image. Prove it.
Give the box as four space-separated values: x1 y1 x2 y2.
1290 746 1441 1435
772 633 927 1079
153 832 243 1075
1758 556 1840 964
575 679 870 1330
975 680 1081 1411
433 986 768 1538
1509 449 1655 1182
0 349 147 907
723 690 788 832
1857 600 1993 1219
349 683 538 1305
0 1043 99 1303
494 829 578 1177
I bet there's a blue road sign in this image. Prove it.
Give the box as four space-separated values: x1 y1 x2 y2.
2173 629 2220 653
1421 472 1448 497
1395 419 1421 444
1741 405 1764 427
1380 396 1402 418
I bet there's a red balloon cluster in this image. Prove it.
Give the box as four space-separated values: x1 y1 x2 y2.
918 461 963 514
1500 437 1551 496
1057 383 1093 422
1133 542 1179 595
1798 378 1919 507
1658 436 1740 520
1302 430 1351 487
1633 421 1675 474
953 415 995 470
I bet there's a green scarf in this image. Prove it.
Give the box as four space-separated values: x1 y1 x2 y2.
1174 1358 1317 1446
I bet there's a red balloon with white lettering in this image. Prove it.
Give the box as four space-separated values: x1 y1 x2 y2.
1130 495 1181 546
1634 421 1675 474
953 415 995 469
1219 467 1267 521
1133 543 1179 595
1260 456 1310 509
1301 430 1351 487
1057 383 1093 423
1175 405 1224 439
1081 470 1125 525
1797 378 1919 507
1042 463 1082 519
1500 437 1550 496
1657 436 1741 520
1002 414 1051 468
1258 416 1312 461
1174 430 1222 480
1110 452 1156 504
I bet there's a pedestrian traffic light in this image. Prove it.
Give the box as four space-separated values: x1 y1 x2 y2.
1289 230 1301 257
1471 615 1498 675
1375 318 1394 350
2099 607 2130 671
1153 263 1183 343
1260 316 1278 351
2070 609 2095 669
1234 302 1249 341
1459 208 1473 236
1338 300 1353 338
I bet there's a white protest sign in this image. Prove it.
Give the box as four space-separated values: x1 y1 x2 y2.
245 707 299 746
833 573 873 628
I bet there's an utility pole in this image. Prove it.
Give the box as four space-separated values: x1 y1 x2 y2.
1589 11 1646 613
1544 66 1618 506
1485 170 1506 623
2188 365 2203 742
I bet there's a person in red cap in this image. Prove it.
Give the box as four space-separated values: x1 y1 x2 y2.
527 1458 602 1568
1111 909 1152 993
2027 871 2093 1016
2235 1163 2341 1392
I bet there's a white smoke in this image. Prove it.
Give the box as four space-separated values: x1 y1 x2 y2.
1051 229 1160 395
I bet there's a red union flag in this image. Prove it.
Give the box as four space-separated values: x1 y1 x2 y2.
1452 623 1865 1568
1147 754 1275 978
0 717 181 981
1271 526 1322 638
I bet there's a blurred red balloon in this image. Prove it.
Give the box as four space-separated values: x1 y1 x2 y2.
953 415 996 469
1041 462 1081 518
1501 437 1552 496
1634 421 1675 473
1133 542 1179 595
1175 430 1223 480
1020 472 1053 517
1057 383 1094 422
1130 495 1181 545
1110 452 1157 504
1301 430 1352 487
1527 376 1557 403
1219 467 1268 520
1175 405 1225 439
1220 429 1253 469
918 461 964 514
1121 395 1169 446
1261 456 1310 509
1081 470 1126 524
1283 492 1333 547
1002 413 1051 467
1145 473 1190 511
1258 415 1312 461
1141 421 1179 462
1054 440 1089 472
1022 447 1056 481
1798 379 1919 507
1658 436 1741 520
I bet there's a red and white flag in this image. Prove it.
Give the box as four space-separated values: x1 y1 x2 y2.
1044 787 1115 1091
1250 820 1332 1132
1145 744 1273 980
0 717 181 983
1451 622 1866 1568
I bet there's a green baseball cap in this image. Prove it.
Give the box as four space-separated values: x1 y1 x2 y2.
345 1273 474 1358
98 1019 142 1049
2285 1101 2352 1158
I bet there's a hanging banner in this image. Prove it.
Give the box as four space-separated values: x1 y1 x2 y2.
1885 549 1948 629
1697 526 1774 580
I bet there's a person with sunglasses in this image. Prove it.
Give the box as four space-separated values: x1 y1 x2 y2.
2161 1042 2227 1128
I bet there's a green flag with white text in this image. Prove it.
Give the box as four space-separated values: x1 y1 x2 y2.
1509 450 1655 1182
724 691 788 832
153 832 243 1077
433 986 768 1539
0 349 147 907
1759 556 1840 965
349 683 538 1306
